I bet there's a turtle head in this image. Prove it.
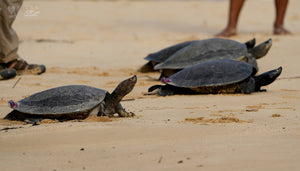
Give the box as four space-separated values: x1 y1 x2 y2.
112 75 137 101
251 38 272 59
254 67 282 91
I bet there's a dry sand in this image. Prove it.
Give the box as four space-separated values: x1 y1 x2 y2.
1 0 300 170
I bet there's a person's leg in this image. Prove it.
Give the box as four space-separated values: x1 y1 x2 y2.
0 0 45 75
0 0 23 64
216 0 246 37
274 0 290 35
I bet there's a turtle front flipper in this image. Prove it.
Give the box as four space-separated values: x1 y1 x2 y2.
242 77 256 94
101 75 137 117
116 103 134 117
4 110 25 121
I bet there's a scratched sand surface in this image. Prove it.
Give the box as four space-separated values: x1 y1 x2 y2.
1 0 300 170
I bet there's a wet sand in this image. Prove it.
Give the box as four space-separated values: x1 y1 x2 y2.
0 0 300 170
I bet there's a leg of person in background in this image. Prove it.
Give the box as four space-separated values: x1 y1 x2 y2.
216 0 246 37
273 0 291 35
0 0 45 80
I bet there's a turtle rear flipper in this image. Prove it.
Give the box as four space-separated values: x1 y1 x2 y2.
148 84 177 96
148 85 164 92
4 110 26 121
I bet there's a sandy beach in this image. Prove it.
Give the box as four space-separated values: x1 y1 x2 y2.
0 0 300 170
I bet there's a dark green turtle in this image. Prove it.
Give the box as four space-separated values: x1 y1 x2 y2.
5 75 137 122
154 38 272 78
148 59 282 96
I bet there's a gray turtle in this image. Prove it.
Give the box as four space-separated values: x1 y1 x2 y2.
5 75 137 122
154 38 272 78
148 59 282 96
139 38 257 73
139 40 197 72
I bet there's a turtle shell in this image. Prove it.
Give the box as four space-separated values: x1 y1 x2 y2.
165 59 254 88
155 38 248 70
13 85 107 115
145 40 197 63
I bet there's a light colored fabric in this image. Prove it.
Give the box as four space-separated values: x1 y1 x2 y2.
0 0 24 63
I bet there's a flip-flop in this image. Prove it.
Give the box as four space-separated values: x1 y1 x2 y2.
0 68 17 80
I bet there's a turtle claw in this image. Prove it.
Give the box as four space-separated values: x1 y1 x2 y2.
24 118 43 125
128 112 135 117
118 111 135 117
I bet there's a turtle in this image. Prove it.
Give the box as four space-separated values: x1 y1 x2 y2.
139 40 197 73
148 59 282 96
4 75 137 122
139 38 257 73
154 38 272 78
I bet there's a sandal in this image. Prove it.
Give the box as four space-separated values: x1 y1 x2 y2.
0 68 17 80
7 59 46 75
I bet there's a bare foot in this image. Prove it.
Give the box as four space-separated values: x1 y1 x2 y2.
215 28 237 37
274 26 291 35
